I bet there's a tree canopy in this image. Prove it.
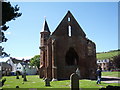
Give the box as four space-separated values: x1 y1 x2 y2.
2 2 22 25
113 55 120 69
30 55 40 69
0 1 22 57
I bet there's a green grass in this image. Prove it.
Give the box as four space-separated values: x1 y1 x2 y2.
102 72 120 77
1 75 120 89
97 50 120 60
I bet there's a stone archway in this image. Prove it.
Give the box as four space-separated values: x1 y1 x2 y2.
65 47 79 66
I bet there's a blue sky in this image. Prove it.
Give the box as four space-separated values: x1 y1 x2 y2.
2 2 118 59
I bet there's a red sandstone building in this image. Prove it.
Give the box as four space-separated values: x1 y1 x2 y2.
39 11 97 80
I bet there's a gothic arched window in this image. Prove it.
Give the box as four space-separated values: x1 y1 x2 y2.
65 47 79 66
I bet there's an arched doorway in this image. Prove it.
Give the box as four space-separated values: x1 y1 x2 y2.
65 47 79 66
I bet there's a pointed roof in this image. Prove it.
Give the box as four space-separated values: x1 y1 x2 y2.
41 18 50 33
52 10 86 37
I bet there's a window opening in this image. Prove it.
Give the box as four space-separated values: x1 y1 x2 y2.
65 47 79 66
68 17 70 21
68 25 72 37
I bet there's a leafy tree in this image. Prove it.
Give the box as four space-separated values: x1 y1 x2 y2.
2 2 22 25
0 1 22 57
30 55 40 69
113 55 120 69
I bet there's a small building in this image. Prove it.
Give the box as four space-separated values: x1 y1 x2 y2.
16 62 37 75
97 59 110 71
6 57 37 75
0 62 12 76
6 57 23 74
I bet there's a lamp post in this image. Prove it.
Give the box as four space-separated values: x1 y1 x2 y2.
23 65 27 81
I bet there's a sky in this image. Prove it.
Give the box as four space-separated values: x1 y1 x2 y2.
1 1 118 60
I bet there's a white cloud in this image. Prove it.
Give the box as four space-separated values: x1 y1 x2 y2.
5 32 11 35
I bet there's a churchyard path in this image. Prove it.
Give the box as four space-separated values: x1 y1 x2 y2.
102 76 120 84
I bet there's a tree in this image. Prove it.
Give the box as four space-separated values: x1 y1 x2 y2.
0 1 22 57
113 55 120 69
30 55 40 69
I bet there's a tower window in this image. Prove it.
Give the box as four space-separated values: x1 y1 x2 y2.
68 17 70 22
68 25 72 37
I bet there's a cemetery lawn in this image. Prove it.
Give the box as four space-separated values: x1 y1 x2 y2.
2 75 119 89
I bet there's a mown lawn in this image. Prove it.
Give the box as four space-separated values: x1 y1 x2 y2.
102 71 120 77
1 74 119 89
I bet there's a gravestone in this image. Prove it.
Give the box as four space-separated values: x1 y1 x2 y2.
2 78 6 86
16 85 19 88
23 72 27 81
76 68 80 78
70 73 79 90
0 70 2 79
0 81 2 87
52 78 58 81
44 78 50 86
22 74 24 78
23 75 27 81
16 75 19 79
16 71 19 79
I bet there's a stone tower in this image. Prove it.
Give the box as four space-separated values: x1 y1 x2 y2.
39 11 97 80
39 18 51 78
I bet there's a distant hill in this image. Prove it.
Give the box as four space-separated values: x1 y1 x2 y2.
96 50 120 60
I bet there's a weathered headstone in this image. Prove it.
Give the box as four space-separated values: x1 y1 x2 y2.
1 78 6 86
22 74 24 78
23 72 27 81
16 85 19 88
44 78 50 86
0 81 2 87
16 75 19 79
52 78 58 81
70 73 79 90
76 68 80 78
0 70 2 79
16 71 19 79
23 75 27 81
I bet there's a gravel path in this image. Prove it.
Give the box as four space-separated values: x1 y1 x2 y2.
102 76 120 83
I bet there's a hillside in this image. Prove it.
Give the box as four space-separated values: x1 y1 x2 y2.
96 50 120 60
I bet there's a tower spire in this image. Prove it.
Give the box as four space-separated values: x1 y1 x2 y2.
41 17 50 33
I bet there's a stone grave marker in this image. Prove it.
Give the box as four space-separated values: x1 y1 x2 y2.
70 73 79 90
76 68 80 79
44 78 50 86
16 85 19 88
0 81 2 87
16 71 19 79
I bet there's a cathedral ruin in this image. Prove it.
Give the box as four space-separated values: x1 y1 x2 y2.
39 11 97 80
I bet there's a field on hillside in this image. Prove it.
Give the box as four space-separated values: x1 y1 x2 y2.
97 50 120 60
1 74 119 89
